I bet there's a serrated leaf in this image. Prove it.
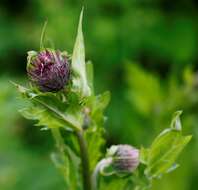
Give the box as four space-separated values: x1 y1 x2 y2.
71 8 91 97
94 91 111 111
144 112 192 179
20 106 66 129
91 91 111 124
84 91 110 130
85 127 106 172
14 82 82 131
51 129 82 190
145 130 191 178
64 145 82 190
84 92 110 178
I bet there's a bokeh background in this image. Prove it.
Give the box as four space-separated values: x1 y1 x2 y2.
0 0 198 189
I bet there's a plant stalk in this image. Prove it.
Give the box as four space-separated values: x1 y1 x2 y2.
76 130 92 190
92 158 113 190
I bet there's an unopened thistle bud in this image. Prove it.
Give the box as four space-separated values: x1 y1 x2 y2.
108 144 139 173
92 144 140 189
27 49 70 92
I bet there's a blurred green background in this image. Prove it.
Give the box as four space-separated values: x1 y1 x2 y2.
0 0 198 189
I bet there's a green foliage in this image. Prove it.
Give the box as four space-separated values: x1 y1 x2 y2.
100 176 129 190
125 63 163 116
11 6 192 190
85 91 110 172
85 127 105 172
125 64 198 190
0 78 65 190
97 111 191 190
13 83 83 131
72 8 91 97
13 10 110 190
51 128 82 190
1 1 198 190
13 81 84 189
143 111 192 179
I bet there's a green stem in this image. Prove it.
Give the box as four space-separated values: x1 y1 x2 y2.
76 130 92 190
92 158 113 190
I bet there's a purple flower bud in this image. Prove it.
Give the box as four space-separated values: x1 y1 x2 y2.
27 49 70 92
109 145 139 173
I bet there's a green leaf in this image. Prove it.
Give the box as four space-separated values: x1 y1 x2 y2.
86 61 94 95
91 91 111 125
84 92 110 172
13 82 82 131
94 91 111 111
51 129 82 190
71 8 91 97
20 106 65 129
125 63 163 116
170 110 182 131
183 66 194 87
144 111 192 179
99 176 129 190
145 130 191 178
139 146 149 165
85 127 106 171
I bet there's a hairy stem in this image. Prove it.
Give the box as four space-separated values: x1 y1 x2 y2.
76 130 92 190
92 158 113 190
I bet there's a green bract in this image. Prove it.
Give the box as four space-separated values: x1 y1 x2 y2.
107 145 140 173
71 9 92 97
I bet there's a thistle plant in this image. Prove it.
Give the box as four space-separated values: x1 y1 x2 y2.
13 9 192 190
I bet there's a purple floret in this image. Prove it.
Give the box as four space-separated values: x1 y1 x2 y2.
113 145 139 172
27 50 70 92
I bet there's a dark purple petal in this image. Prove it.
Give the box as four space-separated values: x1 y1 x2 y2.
27 49 70 92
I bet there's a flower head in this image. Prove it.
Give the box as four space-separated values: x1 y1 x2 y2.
108 144 139 173
27 49 70 92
